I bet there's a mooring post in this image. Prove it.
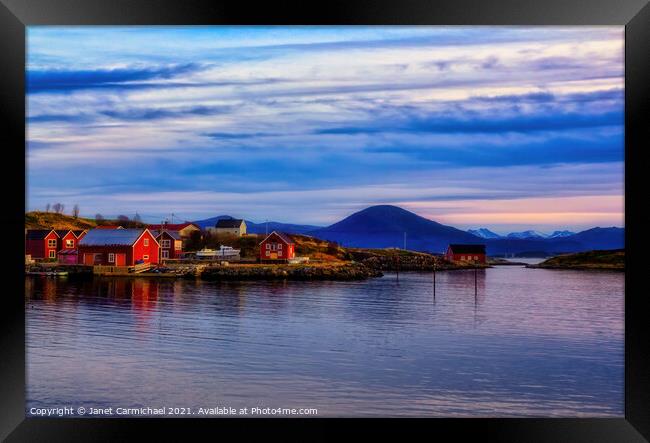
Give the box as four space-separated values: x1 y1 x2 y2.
433 262 436 299
474 260 478 298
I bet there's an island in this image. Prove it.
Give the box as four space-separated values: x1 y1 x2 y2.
526 249 624 271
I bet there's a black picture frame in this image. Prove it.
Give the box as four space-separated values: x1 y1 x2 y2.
1 0 648 440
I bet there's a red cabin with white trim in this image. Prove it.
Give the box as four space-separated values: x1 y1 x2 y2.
25 229 60 260
259 231 296 262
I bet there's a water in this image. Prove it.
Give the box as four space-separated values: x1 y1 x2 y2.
25 264 624 417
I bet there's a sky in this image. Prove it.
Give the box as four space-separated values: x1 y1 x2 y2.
26 26 624 234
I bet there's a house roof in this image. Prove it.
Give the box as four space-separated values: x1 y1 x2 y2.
26 229 58 240
148 223 199 231
72 230 87 237
150 230 182 240
55 230 72 238
79 228 148 246
260 231 294 245
215 219 245 228
448 244 486 254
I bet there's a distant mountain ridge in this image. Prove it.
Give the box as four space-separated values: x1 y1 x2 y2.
193 215 322 235
192 205 623 256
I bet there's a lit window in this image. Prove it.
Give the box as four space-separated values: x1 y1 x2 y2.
143 255 149 260
108 253 115 263
266 251 270 256
144 238 149 246
66 239 74 248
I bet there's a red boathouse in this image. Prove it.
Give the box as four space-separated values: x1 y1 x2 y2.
78 228 159 266
444 244 487 264
55 229 78 251
259 231 295 262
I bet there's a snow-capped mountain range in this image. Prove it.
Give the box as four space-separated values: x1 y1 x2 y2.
468 228 576 240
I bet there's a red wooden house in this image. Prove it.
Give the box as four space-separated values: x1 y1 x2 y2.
78 228 159 266
151 230 183 260
259 231 295 262
25 229 60 260
444 244 487 264
55 230 78 251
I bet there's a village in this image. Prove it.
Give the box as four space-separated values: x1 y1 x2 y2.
24 214 489 280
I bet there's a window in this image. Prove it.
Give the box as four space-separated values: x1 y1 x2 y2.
266 244 270 250
143 255 149 260
265 250 270 256
278 244 282 250
271 243 276 251
47 239 57 248
66 239 75 248
143 238 149 246
48 250 55 258
461 255 465 260
108 253 115 263
162 250 169 259
474 256 478 260
175 241 181 250
161 239 171 248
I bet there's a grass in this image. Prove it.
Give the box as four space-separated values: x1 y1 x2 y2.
25 211 97 230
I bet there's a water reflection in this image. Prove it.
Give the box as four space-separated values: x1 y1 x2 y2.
25 266 624 417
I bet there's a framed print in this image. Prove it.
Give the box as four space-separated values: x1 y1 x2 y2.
1 0 649 441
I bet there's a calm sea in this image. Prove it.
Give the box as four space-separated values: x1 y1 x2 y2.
25 263 624 417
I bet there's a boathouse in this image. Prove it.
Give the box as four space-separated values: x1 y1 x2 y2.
445 244 487 264
25 229 60 260
151 230 183 260
77 228 159 266
259 231 295 262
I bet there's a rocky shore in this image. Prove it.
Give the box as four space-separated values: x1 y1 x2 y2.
201 262 383 281
349 250 489 272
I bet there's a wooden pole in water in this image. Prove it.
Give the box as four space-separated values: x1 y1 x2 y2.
433 261 436 299
474 260 478 297
396 252 399 282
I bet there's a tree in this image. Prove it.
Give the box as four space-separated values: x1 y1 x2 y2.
133 212 142 224
45 203 50 213
95 213 104 223
72 204 80 219
52 203 64 214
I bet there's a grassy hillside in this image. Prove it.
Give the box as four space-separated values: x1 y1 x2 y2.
25 211 147 231
529 249 624 270
25 211 97 230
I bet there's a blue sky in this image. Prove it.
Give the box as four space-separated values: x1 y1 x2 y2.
26 26 624 233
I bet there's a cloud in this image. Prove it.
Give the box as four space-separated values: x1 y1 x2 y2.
27 63 204 93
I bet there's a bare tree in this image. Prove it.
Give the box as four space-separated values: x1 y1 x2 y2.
45 203 50 213
52 203 64 214
133 212 142 223
72 204 80 219
95 213 104 223
117 215 130 221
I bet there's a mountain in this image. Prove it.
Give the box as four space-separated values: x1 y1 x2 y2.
192 215 321 235
308 205 481 252
506 230 549 239
548 230 575 238
563 227 624 250
467 228 502 239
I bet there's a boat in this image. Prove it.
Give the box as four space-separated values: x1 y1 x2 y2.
26 270 68 277
195 246 241 260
